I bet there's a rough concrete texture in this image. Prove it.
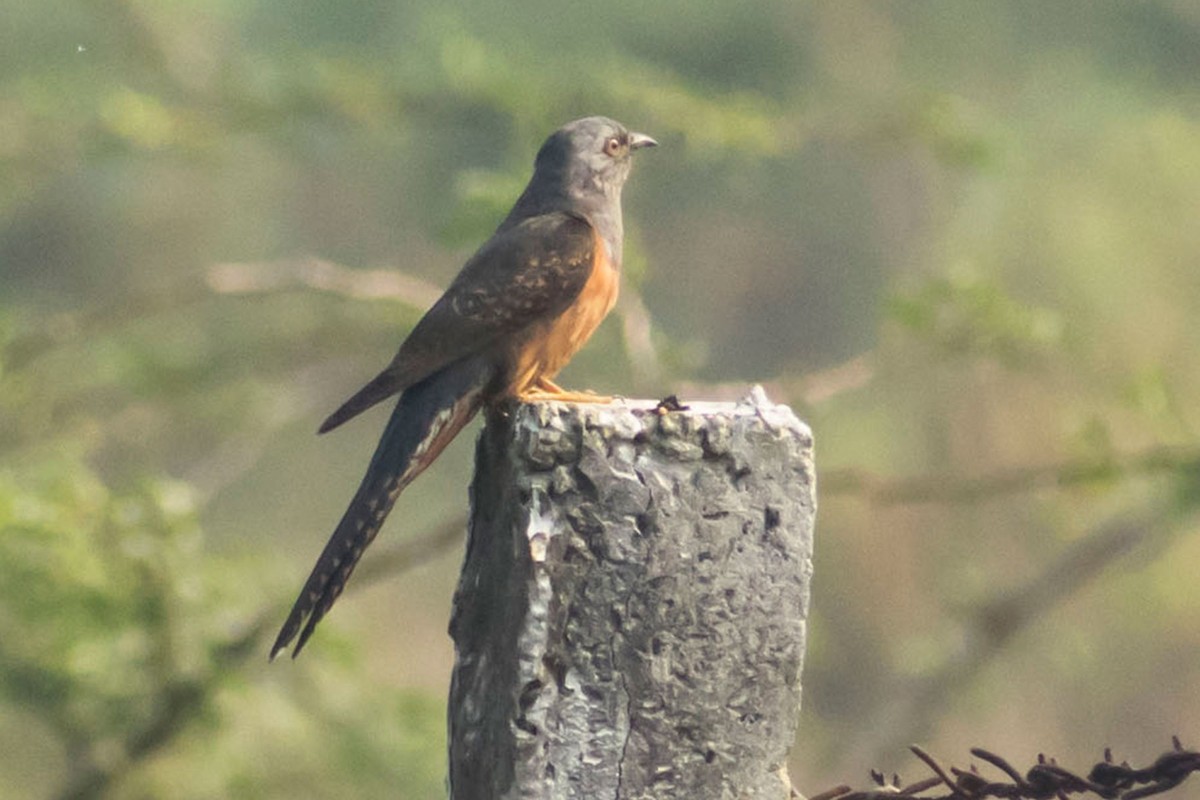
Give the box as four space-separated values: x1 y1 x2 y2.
448 387 815 800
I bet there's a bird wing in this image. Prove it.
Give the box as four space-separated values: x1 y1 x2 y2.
317 212 597 433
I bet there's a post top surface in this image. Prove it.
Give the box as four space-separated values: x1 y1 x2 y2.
512 385 811 440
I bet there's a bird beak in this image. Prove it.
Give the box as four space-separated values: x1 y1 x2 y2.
629 132 658 150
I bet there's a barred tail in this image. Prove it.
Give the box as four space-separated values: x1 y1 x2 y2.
271 355 493 659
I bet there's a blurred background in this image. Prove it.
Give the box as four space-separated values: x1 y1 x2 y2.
3 1 1200 797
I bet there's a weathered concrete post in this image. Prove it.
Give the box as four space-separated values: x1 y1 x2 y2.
448 387 815 800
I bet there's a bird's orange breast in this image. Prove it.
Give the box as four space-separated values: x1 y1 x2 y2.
506 231 619 395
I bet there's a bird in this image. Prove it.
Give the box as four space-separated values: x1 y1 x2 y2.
270 116 656 659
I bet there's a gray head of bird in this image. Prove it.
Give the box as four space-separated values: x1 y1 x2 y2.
534 116 657 200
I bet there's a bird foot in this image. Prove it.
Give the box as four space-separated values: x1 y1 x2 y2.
517 388 614 404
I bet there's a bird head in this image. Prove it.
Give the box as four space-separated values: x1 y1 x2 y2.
533 116 657 202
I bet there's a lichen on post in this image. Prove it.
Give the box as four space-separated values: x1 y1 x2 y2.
448 387 815 800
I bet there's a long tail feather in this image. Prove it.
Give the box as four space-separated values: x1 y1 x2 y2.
271 355 493 659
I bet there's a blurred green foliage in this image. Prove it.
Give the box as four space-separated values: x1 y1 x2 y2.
889 269 1063 366
3 0 1200 797
0 456 446 799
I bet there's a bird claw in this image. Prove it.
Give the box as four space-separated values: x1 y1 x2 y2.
518 388 614 404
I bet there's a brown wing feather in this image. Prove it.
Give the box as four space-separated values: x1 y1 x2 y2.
318 212 597 433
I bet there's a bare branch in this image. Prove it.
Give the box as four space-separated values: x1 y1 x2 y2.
820 444 1200 506
348 514 465 588
206 257 444 308
833 505 1180 772
615 287 663 390
673 352 875 407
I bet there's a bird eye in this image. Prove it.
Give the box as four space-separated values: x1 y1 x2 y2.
603 136 623 157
